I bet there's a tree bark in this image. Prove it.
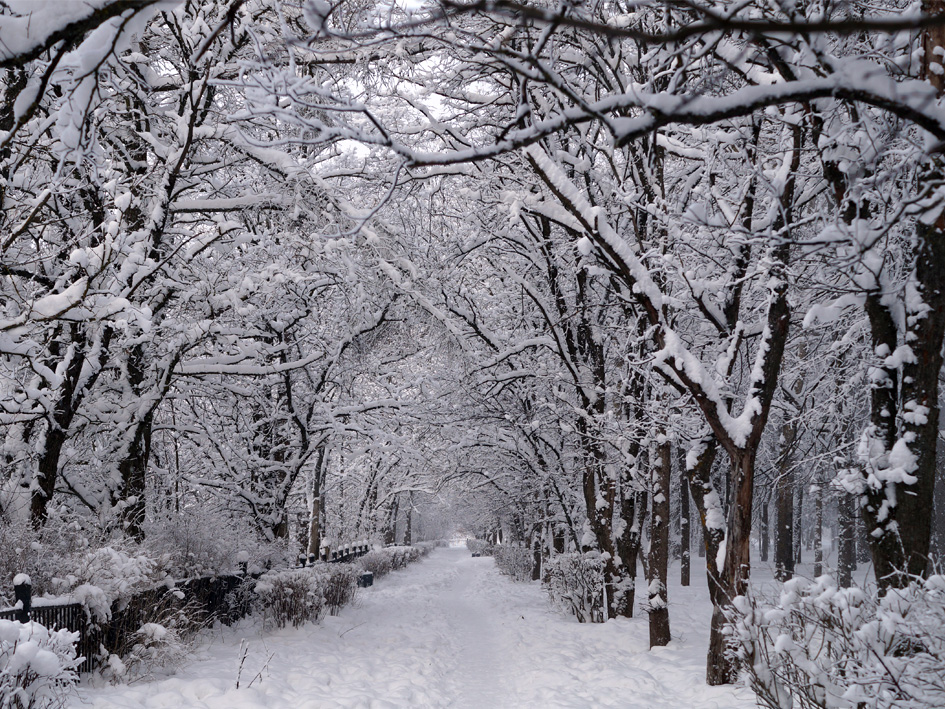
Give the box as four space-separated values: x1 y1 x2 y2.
775 423 796 581
760 496 770 563
648 439 672 647
813 482 824 578
838 489 857 587
680 461 691 587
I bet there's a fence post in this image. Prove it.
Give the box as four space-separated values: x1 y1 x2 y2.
13 574 31 624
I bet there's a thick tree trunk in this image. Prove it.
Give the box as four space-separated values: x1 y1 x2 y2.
648 439 672 647
616 481 647 617
838 489 857 587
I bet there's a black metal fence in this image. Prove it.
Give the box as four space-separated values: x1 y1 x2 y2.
0 601 97 673
0 541 373 674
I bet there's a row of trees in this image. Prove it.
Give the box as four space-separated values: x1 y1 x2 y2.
2 0 945 689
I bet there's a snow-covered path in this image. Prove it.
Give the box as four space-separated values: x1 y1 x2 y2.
71 547 753 709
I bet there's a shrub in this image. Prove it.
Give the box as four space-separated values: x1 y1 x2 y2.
493 544 534 582
0 522 89 607
106 622 187 682
253 570 325 629
731 575 945 709
56 546 171 623
544 553 605 623
358 551 393 580
0 619 79 709
385 546 421 570
466 539 491 555
98 585 203 673
316 565 359 617
143 511 247 579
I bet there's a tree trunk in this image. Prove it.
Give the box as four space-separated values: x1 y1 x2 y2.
775 425 796 581
307 495 321 556
813 483 824 577
838 490 857 587
648 439 672 647
383 495 398 546
616 482 647 617
760 496 770 563
795 482 803 565
403 493 413 545
680 462 691 587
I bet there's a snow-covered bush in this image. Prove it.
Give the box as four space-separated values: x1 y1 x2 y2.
0 522 89 607
253 570 325 628
315 564 359 616
358 551 393 580
731 575 945 709
386 546 422 570
110 622 187 681
544 553 605 623
0 619 80 709
415 541 438 556
55 546 171 623
493 544 534 582
143 511 245 579
465 539 493 556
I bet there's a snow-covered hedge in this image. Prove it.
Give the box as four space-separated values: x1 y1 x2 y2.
358 551 394 580
0 619 80 709
731 575 945 709
319 564 359 617
385 546 423 570
465 539 493 556
55 546 172 623
254 569 326 629
544 553 605 623
493 544 534 582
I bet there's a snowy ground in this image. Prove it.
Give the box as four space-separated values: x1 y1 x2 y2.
69 547 755 709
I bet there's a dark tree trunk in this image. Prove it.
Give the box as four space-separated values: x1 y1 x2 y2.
680 462 691 587
838 490 857 587
403 493 413 545
531 523 542 581
814 482 824 577
616 481 647 617
795 482 804 565
384 495 399 546
775 424 796 581
760 496 770 563
648 440 672 647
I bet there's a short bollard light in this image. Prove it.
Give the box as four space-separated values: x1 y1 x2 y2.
358 571 374 588
308 553 316 566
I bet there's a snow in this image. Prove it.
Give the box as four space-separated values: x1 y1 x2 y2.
72 548 752 708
